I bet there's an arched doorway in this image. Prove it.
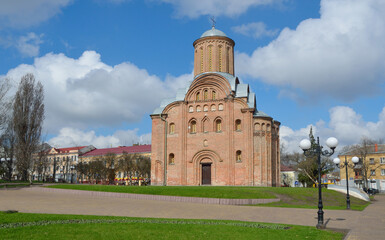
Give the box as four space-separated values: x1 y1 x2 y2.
191 150 221 185
201 158 212 185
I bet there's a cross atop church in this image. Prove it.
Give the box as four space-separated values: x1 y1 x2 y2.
210 16 216 28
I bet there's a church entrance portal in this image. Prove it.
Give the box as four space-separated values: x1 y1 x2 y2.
201 163 211 185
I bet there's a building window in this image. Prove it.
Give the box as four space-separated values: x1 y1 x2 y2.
236 150 242 162
190 120 197 133
200 47 204 73
218 46 222 72
196 92 200 101
355 170 360 177
196 105 201 112
203 105 209 112
211 104 216 111
208 45 212 71
204 89 208 100
189 106 194 112
218 104 224 111
169 123 175 134
381 169 385 176
380 157 385 164
370 158 375 164
370 170 376 176
212 91 216 100
215 119 222 132
169 153 175 165
226 47 230 71
235 119 241 131
202 119 208 133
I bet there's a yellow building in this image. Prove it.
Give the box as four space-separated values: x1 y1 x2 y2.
338 144 385 192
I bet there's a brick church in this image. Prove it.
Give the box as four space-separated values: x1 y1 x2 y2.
150 26 280 186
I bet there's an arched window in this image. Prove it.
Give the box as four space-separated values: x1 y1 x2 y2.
218 104 224 111
169 123 175 134
196 105 201 112
189 106 193 113
215 119 222 132
236 150 242 162
212 90 216 100
203 105 209 112
169 153 175 165
235 119 241 131
211 104 216 111
204 89 208 100
190 120 197 133
196 92 200 101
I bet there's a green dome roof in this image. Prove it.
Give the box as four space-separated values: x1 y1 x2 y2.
201 27 227 38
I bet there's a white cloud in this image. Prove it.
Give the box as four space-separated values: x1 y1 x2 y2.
0 0 72 29
48 127 151 148
236 0 385 102
281 105 385 153
232 22 278 38
16 33 44 57
160 0 281 18
4 51 189 134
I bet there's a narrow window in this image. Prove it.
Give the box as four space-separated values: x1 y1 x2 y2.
203 119 208 132
190 120 197 133
169 123 175 134
204 89 208 100
196 92 200 101
211 104 216 111
216 119 222 132
226 47 230 72
203 105 209 112
196 105 201 112
218 104 224 111
169 153 175 165
212 90 216 100
200 47 204 73
189 106 194 112
236 150 242 162
208 45 212 71
235 119 241 131
218 46 222 72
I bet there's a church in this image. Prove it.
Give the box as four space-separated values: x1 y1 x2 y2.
150 26 280 186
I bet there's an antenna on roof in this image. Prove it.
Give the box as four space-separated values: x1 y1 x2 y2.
210 16 216 29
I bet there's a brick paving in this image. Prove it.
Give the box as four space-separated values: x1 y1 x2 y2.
0 187 384 239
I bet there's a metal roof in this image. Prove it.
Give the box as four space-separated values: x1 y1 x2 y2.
81 145 151 157
201 27 227 38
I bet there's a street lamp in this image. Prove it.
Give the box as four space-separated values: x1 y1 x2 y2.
299 136 338 229
333 156 359 209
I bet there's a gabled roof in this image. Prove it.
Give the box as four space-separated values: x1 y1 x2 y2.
81 145 151 157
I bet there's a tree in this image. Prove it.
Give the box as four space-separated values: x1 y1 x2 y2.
88 159 107 184
0 77 11 131
0 122 16 181
34 143 50 182
118 152 136 185
104 153 117 184
13 74 45 182
342 137 381 188
76 161 89 183
137 155 151 180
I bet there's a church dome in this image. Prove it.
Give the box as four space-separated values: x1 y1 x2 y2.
201 27 227 38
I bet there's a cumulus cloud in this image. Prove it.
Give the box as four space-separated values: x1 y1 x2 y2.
232 22 278 38
236 0 385 102
0 0 72 29
160 0 281 18
281 105 385 153
4 50 189 134
48 127 151 148
16 32 44 57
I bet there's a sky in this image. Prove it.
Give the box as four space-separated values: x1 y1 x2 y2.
1 0 385 153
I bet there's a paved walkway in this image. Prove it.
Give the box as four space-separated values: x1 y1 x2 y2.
1 187 384 240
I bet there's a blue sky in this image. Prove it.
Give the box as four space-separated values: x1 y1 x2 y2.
1 0 385 152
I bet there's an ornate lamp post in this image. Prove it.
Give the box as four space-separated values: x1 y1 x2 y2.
333 156 359 209
299 136 338 229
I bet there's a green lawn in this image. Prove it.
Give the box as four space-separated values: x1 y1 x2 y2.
47 184 370 210
0 212 344 240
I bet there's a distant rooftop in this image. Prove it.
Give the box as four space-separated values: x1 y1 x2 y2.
81 145 151 157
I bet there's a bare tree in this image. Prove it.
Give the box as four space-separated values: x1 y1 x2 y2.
137 155 151 180
0 122 16 181
342 137 381 188
118 152 137 185
104 153 117 184
0 78 11 131
13 74 45 182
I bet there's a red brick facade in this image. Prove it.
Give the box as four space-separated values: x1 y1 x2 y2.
151 28 280 186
